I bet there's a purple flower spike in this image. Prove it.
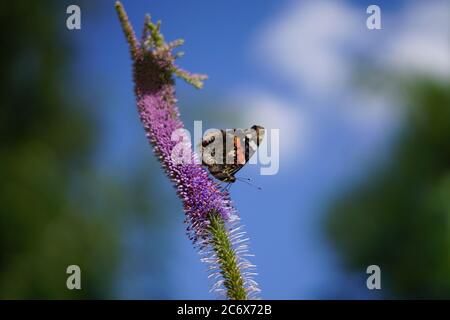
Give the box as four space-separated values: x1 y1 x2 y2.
115 2 259 299
131 20 235 243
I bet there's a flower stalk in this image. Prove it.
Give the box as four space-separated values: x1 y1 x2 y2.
114 2 259 299
207 211 248 300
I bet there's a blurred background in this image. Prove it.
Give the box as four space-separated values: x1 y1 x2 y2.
0 0 448 299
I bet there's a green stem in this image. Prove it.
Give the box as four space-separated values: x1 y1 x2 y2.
208 211 247 300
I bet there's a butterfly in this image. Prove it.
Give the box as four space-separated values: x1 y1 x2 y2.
200 125 265 183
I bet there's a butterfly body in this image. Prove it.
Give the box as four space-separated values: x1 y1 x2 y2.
200 125 265 183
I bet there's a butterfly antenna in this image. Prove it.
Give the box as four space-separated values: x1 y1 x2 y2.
237 177 262 190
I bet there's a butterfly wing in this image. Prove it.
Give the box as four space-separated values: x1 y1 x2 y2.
243 125 265 163
201 125 265 183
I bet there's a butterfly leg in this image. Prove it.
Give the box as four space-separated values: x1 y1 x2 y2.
224 182 233 192
217 181 232 193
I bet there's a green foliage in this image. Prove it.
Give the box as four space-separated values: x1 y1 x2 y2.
0 1 144 298
327 80 450 298
0 1 114 299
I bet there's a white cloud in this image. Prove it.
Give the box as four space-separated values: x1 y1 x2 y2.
230 89 311 163
251 0 449 131
253 0 362 96
255 0 449 93
382 1 450 80
343 89 400 134
234 0 449 167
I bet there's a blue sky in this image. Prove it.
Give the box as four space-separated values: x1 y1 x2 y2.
70 0 449 299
